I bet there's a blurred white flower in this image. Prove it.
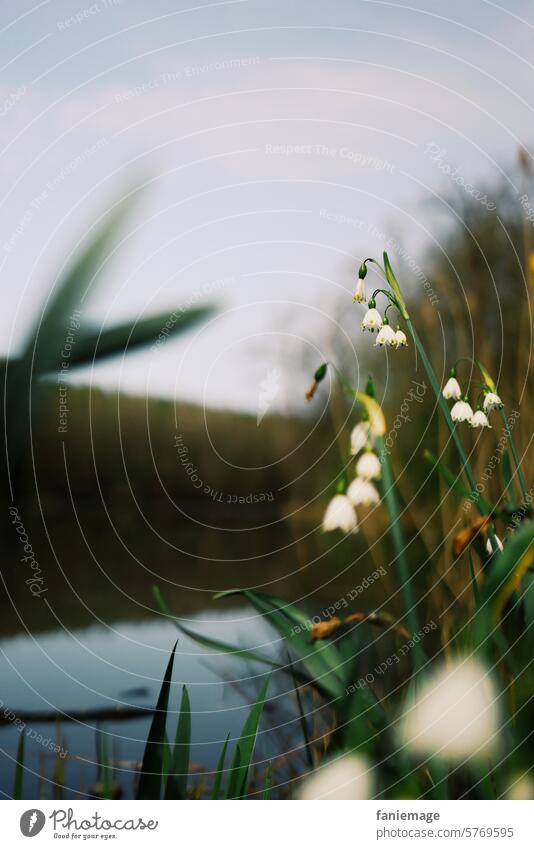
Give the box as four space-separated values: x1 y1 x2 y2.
483 392 503 413
399 658 499 760
356 451 381 481
451 400 474 422
322 495 358 534
375 324 397 347
470 410 491 429
443 377 462 400
353 278 366 303
362 308 382 332
298 754 371 800
394 329 408 348
506 773 534 800
347 477 380 507
350 421 371 455
486 535 504 555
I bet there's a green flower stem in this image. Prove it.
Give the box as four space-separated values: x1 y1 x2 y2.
329 364 426 674
381 253 500 553
405 318 482 510
377 436 427 675
499 408 529 506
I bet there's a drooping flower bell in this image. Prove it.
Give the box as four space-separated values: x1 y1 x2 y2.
353 277 366 303
451 398 474 423
374 317 396 347
443 371 462 401
361 299 382 332
486 534 503 555
483 392 503 413
356 451 381 480
394 327 408 348
347 477 380 506
322 494 358 534
470 409 491 429
350 421 371 455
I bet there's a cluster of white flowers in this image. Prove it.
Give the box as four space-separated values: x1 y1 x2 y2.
442 373 503 429
360 301 408 349
322 421 381 534
353 262 408 348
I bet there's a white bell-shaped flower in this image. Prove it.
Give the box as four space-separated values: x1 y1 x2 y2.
322 494 358 534
361 308 383 332
483 392 503 413
350 421 371 455
394 329 408 348
470 409 491 429
353 278 366 303
486 535 504 555
356 451 381 480
451 399 474 422
442 377 462 400
347 477 380 506
374 323 396 347
361 300 383 332
298 754 371 800
399 658 499 761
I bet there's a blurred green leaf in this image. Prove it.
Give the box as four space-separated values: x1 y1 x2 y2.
224 677 270 799
475 520 534 652
211 732 230 800
501 450 517 507
29 194 140 375
138 642 177 800
165 685 191 800
153 586 280 669
215 589 345 699
37 306 214 374
287 653 314 769
423 449 491 512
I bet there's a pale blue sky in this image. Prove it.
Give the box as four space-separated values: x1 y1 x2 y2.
1 0 533 410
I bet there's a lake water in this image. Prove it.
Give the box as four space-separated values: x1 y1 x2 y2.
0 494 403 800
0 611 293 799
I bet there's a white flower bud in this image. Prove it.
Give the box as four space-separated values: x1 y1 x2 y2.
353 278 366 303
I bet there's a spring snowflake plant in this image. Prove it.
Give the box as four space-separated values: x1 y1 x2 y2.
298 251 534 800
160 253 534 801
